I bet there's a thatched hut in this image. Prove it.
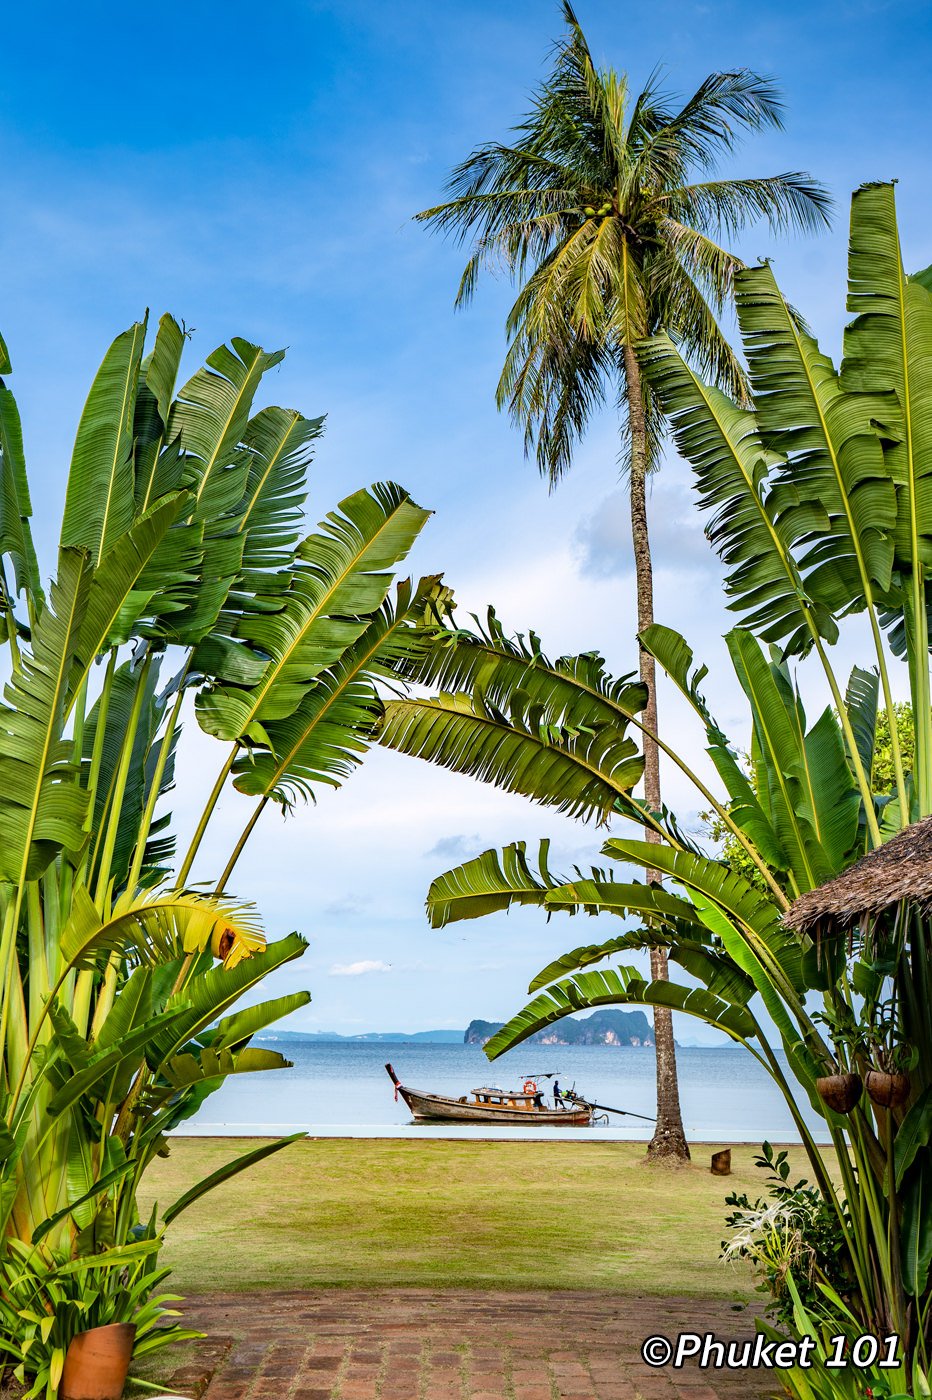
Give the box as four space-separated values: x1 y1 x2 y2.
784 814 932 936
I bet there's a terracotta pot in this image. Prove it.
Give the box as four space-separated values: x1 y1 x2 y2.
865 1069 911 1108
815 1073 862 1114
60 1322 136 1400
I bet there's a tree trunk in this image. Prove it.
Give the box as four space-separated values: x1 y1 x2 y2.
623 345 690 1164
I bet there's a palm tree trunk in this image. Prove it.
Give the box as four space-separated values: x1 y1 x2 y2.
623 345 690 1164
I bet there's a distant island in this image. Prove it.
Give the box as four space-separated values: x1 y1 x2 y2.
464 1010 653 1047
258 1011 655 1047
257 1029 464 1044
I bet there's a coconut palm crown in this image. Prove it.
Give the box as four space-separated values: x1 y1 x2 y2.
417 2 831 477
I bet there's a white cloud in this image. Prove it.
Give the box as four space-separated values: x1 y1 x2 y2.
328 959 392 977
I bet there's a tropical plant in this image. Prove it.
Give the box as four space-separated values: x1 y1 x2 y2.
0 315 441 1390
381 182 932 1394
721 1143 852 1330
0 1237 192 1398
416 0 830 1158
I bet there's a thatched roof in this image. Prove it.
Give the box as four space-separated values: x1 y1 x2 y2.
784 815 932 934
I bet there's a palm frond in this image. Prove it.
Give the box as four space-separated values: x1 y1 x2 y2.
0 549 92 882
61 320 147 566
134 313 187 513
426 840 565 927
231 576 445 809
735 261 896 614
669 175 832 237
637 331 835 652
197 483 430 741
0 366 40 602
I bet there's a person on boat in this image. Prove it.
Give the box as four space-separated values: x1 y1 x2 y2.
553 1079 561 1106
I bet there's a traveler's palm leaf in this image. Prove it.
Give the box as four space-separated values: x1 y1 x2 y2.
726 629 860 890
426 840 572 927
638 332 836 655
384 611 653 822
843 182 932 574
231 575 445 808
194 407 324 679
735 262 896 614
60 321 147 565
161 338 285 642
0 359 40 601
641 623 788 870
197 483 430 740
0 549 91 883
530 925 757 1006
380 680 644 825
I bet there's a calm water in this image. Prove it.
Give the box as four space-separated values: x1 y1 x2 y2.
177 1040 828 1144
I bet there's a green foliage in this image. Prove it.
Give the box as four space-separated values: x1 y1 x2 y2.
0 314 440 1391
874 702 915 797
722 1143 853 1330
385 182 932 1394
0 1237 198 1399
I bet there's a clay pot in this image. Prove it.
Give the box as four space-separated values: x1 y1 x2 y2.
60 1322 136 1400
815 1073 863 1114
865 1069 911 1108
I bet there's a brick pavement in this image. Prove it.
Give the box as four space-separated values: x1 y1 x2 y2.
173 1291 779 1400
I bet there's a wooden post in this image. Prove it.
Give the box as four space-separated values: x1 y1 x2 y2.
710 1149 731 1176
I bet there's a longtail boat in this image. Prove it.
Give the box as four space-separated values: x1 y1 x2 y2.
384 1062 594 1126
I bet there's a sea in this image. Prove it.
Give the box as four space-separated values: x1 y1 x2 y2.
177 1040 829 1144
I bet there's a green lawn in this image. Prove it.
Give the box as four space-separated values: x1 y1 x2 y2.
138 1137 815 1298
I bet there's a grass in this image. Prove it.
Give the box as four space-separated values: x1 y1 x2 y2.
137 1136 818 1299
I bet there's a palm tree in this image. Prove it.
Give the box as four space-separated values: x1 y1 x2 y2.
416 3 831 1160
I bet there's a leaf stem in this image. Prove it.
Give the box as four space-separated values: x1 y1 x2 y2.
125 668 188 896
174 744 239 889
215 797 267 895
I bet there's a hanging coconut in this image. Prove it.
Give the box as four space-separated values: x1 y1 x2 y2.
864 1069 910 1108
815 1072 863 1114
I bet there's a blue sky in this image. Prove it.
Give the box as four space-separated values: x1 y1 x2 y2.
2 0 932 1042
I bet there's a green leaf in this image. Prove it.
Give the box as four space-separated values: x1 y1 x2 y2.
0 372 40 600
843 182 932 577
30 1160 136 1245
0 549 91 882
845 665 880 786
426 840 563 927
46 1014 187 1116
134 313 187 513
598 834 817 1086
641 623 787 868
735 261 896 614
638 332 835 655
68 492 188 705
161 1133 305 1226
902 1154 932 1297
211 991 312 1050
229 577 443 807
158 337 288 644
381 687 644 826
726 629 858 889
896 1087 932 1189
147 933 308 1069
237 407 322 576
197 483 431 740
61 319 147 565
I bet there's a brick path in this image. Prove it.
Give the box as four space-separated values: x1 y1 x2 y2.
176 1291 777 1400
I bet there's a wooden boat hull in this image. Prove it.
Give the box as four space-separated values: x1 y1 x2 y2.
396 1084 592 1127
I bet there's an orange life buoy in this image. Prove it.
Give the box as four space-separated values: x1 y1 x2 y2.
523 1079 538 1095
